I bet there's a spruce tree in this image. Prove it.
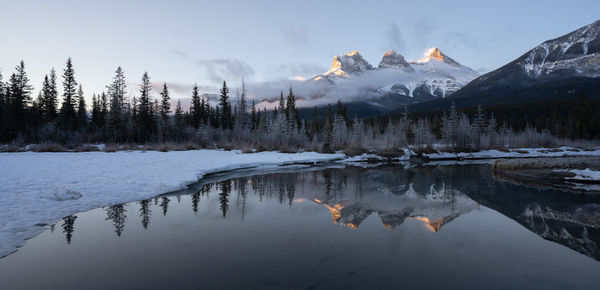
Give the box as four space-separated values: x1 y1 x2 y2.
159 83 171 140
59 58 78 131
107 67 127 141
137 72 154 141
239 78 248 127
174 100 184 130
40 69 58 122
159 83 170 122
5 61 33 138
218 81 231 129
285 86 298 126
190 84 201 128
77 84 87 129
250 100 256 130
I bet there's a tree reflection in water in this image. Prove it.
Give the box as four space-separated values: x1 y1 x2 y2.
54 165 600 261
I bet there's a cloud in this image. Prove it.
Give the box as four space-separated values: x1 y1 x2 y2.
169 49 189 60
443 31 478 50
196 58 255 84
410 18 436 48
385 23 406 52
281 24 309 48
265 63 326 80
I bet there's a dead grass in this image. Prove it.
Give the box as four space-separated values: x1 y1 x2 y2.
32 143 68 152
492 157 600 171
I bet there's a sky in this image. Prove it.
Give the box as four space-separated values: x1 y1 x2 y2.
1 0 599 103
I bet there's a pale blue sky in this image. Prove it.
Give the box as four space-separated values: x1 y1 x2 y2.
1 0 599 99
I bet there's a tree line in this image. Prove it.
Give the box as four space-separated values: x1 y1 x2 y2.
0 59 596 152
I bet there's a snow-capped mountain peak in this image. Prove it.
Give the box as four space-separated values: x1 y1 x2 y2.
378 50 415 72
414 47 462 67
519 19 600 78
324 50 374 78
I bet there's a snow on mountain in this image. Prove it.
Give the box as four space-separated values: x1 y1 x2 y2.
311 48 478 102
378 50 414 72
520 19 600 78
435 19 600 109
319 50 374 80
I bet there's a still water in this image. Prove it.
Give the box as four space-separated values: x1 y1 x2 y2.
0 164 599 290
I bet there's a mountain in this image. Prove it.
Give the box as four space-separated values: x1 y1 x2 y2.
313 50 374 81
308 48 478 114
413 19 600 111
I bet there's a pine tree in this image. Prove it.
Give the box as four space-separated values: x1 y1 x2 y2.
250 100 256 130
5 61 33 138
159 83 171 140
40 69 58 122
218 81 231 129
77 85 87 129
91 94 102 129
159 83 170 122
285 86 298 127
279 91 285 113
137 72 154 141
239 78 248 127
107 67 127 141
473 104 487 150
190 84 202 128
174 100 184 131
59 58 78 131
100 91 108 126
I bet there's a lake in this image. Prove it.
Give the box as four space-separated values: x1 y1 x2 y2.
0 164 599 290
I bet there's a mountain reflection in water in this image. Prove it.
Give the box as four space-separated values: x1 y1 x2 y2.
48 165 600 261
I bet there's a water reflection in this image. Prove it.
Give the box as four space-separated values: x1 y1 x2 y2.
61 215 77 244
139 199 151 229
105 204 126 237
55 165 600 261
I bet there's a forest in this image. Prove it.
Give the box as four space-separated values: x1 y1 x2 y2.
0 59 598 154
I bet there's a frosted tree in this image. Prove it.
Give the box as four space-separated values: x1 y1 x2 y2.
472 105 487 150
331 114 348 150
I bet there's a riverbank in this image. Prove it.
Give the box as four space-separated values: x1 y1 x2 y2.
0 150 345 258
492 157 600 192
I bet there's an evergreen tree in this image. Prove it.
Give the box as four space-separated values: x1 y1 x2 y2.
250 99 256 130
285 86 298 126
159 83 171 139
218 81 231 129
91 94 102 129
239 77 248 127
5 61 33 139
77 84 87 129
278 91 285 113
59 58 78 131
107 67 127 141
174 100 184 131
190 84 202 128
40 69 58 122
473 104 487 150
159 83 170 122
137 72 154 141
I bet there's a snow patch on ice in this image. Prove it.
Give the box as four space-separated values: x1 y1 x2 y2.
0 150 344 258
568 168 600 182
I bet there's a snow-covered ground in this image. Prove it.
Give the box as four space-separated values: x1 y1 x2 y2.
424 147 600 160
567 168 600 182
0 150 344 258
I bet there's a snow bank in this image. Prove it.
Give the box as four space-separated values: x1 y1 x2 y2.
0 150 344 258
424 147 600 160
567 168 600 182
